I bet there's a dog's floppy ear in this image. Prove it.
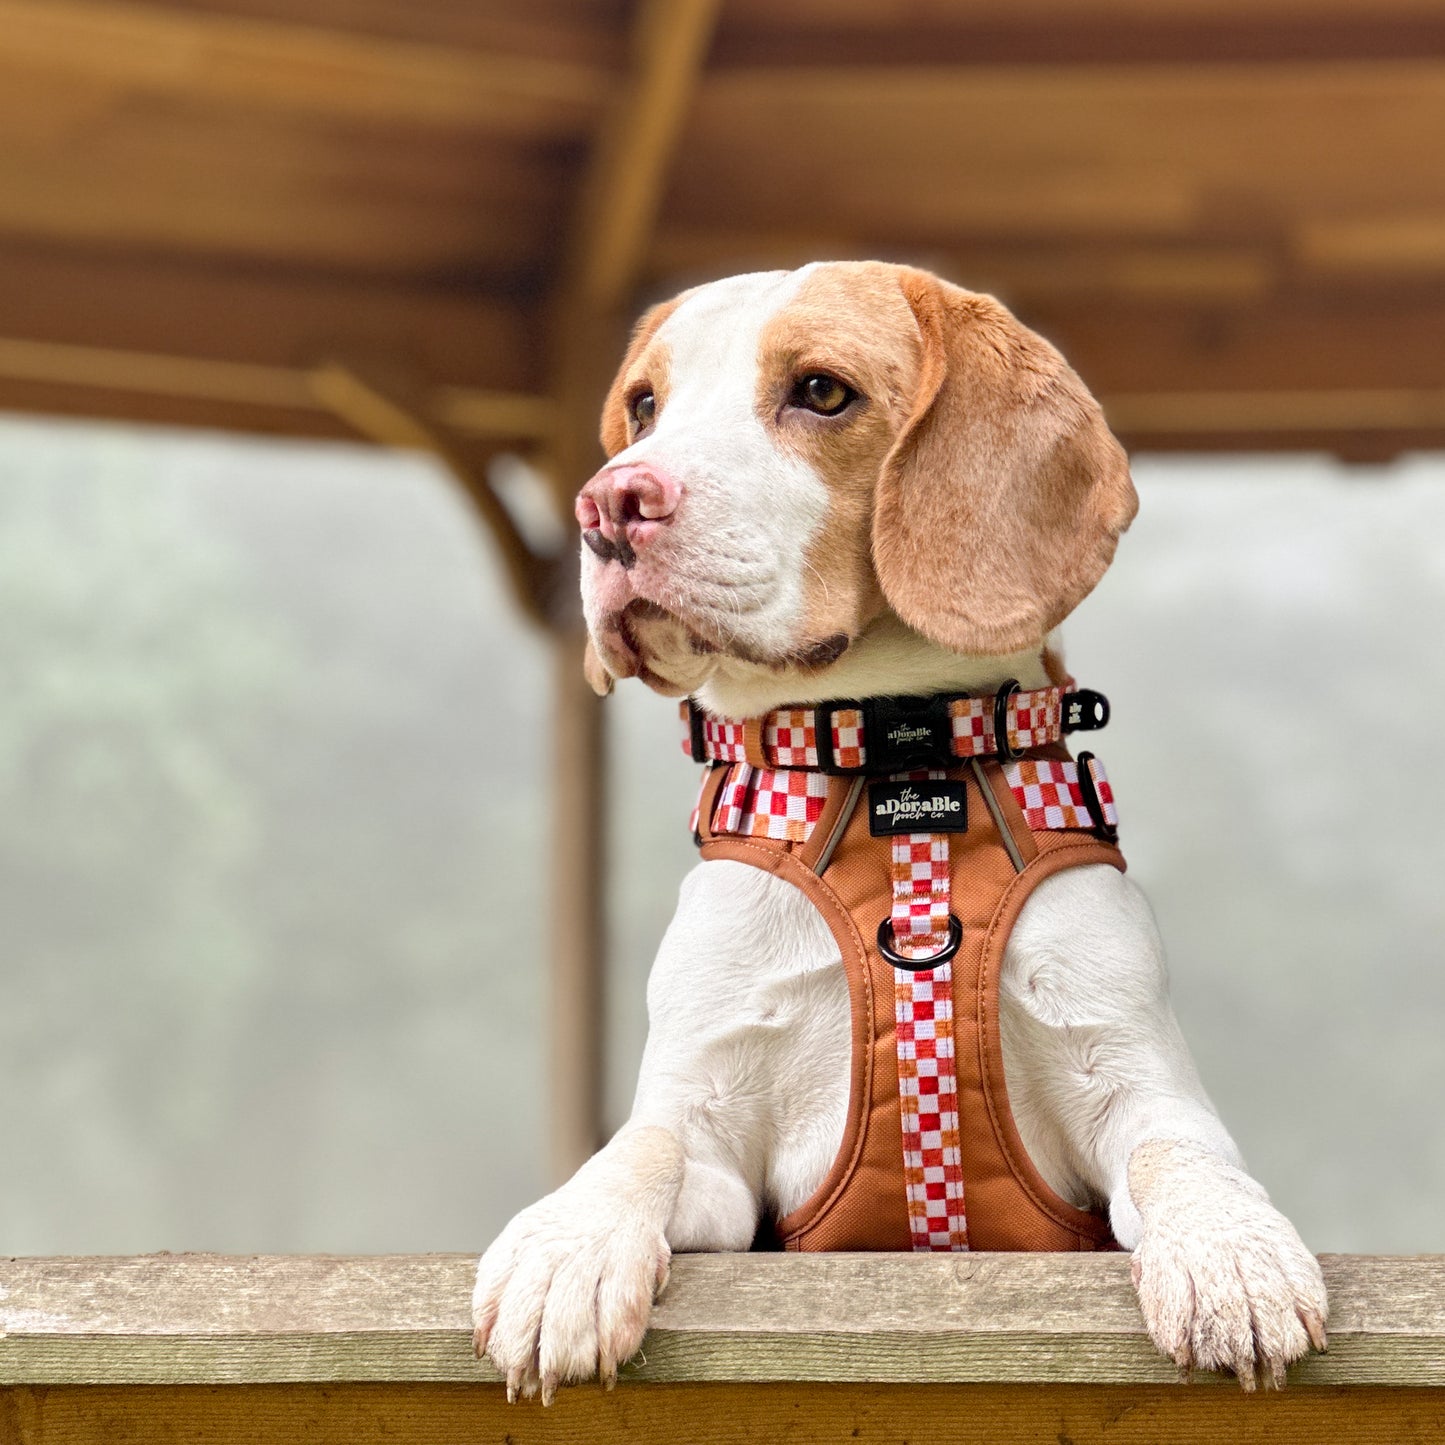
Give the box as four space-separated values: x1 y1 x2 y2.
598 296 683 459
872 270 1137 657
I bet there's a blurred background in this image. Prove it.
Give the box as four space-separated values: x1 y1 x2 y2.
0 1 1442 1257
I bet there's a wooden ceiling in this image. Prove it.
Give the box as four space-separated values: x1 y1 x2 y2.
1 0 1444 477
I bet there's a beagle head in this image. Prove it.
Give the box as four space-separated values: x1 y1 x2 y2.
576 261 1137 714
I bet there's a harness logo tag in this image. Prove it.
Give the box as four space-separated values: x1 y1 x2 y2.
867 780 969 836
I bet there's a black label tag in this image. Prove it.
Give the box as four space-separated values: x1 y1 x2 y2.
867 780 969 836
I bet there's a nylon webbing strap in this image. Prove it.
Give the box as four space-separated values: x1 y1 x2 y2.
679 684 1100 771
888 769 968 1251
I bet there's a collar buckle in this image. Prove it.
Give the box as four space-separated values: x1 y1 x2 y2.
860 693 957 772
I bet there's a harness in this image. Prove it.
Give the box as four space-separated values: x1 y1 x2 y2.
682 680 1125 1252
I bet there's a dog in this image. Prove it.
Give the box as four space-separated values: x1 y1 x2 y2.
472 261 1328 1401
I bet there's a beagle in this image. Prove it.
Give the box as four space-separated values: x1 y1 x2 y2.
473 261 1327 1399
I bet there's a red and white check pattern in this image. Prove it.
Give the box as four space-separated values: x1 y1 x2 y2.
886 768 968 1250
946 687 1064 758
709 763 831 843
764 709 817 767
684 688 1065 768
1003 757 1118 832
887 772 952 960
896 964 968 1250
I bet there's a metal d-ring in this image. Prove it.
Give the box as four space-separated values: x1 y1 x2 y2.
876 914 964 972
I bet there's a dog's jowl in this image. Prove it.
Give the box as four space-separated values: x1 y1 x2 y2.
473 262 1327 1401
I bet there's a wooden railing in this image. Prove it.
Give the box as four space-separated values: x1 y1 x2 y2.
1 1252 1441 1442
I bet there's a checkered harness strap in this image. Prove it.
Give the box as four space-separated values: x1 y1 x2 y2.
886 769 969 1251
694 755 1117 847
679 686 1067 769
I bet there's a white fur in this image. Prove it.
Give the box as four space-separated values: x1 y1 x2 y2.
475 268 1327 1399
582 269 832 691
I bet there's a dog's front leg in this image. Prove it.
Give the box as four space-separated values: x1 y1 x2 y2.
1005 864 1327 1388
471 1123 686 1402
474 860 799 1402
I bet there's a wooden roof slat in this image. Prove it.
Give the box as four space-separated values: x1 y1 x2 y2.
563 0 723 319
0 101 564 275
0 0 609 137
143 0 632 65
669 60 1445 243
0 243 541 389
0 334 554 443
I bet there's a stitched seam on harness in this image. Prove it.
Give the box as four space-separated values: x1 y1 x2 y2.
700 837 879 1244
977 839 1125 1239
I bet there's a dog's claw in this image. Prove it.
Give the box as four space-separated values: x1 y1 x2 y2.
1301 1308 1328 1353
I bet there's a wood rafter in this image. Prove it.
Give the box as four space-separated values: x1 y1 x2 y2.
0 335 556 444
561 0 722 323
0 0 608 135
308 362 553 627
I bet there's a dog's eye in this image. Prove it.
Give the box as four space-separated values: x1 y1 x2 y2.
629 391 656 431
792 373 856 416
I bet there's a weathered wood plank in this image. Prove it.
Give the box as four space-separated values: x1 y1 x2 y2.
1 1254 1441 1388
0 0 609 137
5 1381 1445 1445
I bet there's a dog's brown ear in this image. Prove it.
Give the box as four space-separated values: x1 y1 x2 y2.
599 296 683 458
872 270 1137 657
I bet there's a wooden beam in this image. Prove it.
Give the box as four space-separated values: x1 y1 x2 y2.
0 242 543 388
1018 293 1445 397
1104 387 1445 435
0 0 608 137
669 60 1445 245
562 0 722 319
543 0 721 1184
709 6 1445 69
0 335 556 445
12 1381 1445 1445
1 1252 1441 1386
307 363 554 625
650 230 1280 302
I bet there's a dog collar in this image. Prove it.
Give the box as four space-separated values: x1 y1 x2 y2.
680 681 1110 775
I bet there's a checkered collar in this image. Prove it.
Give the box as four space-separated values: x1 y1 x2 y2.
681 681 1110 775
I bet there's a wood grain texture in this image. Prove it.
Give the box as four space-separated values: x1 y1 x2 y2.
4 1381 1445 1445
1 1253 1441 1388
672 60 1445 241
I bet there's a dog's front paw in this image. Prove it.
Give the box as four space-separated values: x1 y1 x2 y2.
1127 1138 1328 1390
472 1128 683 1404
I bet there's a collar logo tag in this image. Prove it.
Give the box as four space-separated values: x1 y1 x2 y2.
868 780 969 837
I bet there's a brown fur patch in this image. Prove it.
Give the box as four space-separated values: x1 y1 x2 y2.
754 263 929 648
872 268 1138 656
599 296 683 459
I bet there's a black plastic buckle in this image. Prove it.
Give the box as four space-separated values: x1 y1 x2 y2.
686 698 708 763
1076 750 1118 844
1062 689 1110 734
813 699 844 773
992 679 1022 761
860 693 957 772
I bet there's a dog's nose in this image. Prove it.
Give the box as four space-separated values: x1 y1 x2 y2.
575 463 681 564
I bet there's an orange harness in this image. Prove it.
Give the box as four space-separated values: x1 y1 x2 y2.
684 684 1124 1252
